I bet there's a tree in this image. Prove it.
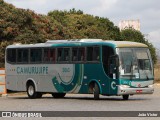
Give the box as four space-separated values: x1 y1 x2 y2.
48 9 121 40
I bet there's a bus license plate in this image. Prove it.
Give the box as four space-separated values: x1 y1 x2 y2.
136 90 142 93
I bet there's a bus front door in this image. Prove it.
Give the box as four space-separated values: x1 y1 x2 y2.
108 55 119 95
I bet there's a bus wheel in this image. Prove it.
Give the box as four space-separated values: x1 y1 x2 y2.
122 95 129 100
27 82 37 99
93 83 100 100
52 93 66 98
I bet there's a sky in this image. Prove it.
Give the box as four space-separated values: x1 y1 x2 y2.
4 0 160 50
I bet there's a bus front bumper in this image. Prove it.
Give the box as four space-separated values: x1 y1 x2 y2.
117 85 154 95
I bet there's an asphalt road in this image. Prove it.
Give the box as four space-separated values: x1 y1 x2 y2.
0 84 160 119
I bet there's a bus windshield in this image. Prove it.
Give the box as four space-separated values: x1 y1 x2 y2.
118 48 153 80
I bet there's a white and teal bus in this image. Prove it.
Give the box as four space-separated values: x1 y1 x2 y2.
5 39 154 100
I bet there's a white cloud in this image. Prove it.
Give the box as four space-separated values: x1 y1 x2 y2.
148 29 160 58
5 0 51 14
148 29 160 52
4 0 118 15
87 0 118 16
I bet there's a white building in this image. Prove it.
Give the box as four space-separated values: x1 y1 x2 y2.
119 20 140 31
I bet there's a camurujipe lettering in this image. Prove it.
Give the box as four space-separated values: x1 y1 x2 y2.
17 66 48 74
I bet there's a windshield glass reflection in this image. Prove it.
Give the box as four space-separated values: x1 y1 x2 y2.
118 48 153 80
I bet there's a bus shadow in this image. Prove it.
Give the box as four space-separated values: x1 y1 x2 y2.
63 96 150 101
9 95 150 101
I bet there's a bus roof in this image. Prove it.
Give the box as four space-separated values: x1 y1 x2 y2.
103 40 148 48
6 39 148 48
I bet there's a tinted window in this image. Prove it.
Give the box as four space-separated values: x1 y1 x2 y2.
63 48 70 61
30 49 42 62
87 46 100 61
17 49 28 63
78 48 85 61
7 49 16 63
57 48 70 62
50 49 56 62
44 48 50 62
72 47 85 62
93 47 100 61
87 47 93 61
57 48 63 61
43 48 56 63
72 48 78 61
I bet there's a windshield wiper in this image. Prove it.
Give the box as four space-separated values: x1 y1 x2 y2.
144 70 149 80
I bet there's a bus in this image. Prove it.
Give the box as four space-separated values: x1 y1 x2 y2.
5 39 154 100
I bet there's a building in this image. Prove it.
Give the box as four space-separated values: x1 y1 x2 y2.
119 20 140 31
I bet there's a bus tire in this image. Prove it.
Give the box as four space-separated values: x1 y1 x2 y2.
27 82 37 99
93 83 100 100
122 95 129 100
52 93 66 98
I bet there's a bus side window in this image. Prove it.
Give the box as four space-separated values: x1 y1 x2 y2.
87 46 99 62
93 47 100 61
87 47 93 61
30 49 42 63
17 49 29 63
44 49 50 62
72 48 78 61
50 49 55 62
23 49 29 63
63 48 70 61
17 49 22 62
79 48 85 61
57 48 63 61
72 47 85 62
7 49 16 63
30 50 35 62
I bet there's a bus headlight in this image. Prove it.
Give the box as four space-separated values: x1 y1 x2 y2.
120 85 130 88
